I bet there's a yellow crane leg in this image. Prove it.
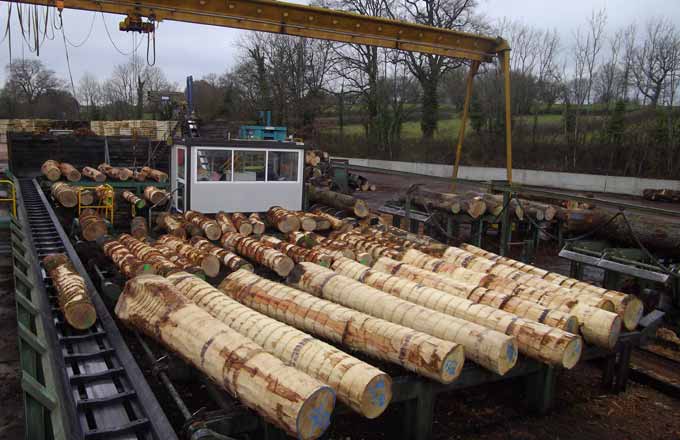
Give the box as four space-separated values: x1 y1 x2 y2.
451 61 479 191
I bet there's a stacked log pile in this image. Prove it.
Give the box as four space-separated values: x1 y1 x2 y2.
116 275 335 439
168 272 391 419
51 182 78 207
82 166 106 182
259 235 333 267
220 269 465 383
288 232 371 265
288 262 518 375
58 162 82 182
400 186 486 218
118 233 180 276
122 191 146 209
156 234 221 277
100 238 155 278
189 237 254 272
184 211 222 240
156 212 187 239
98 163 133 181
307 185 369 218
304 150 375 192
332 232 401 260
248 213 266 235
143 186 170 205
78 209 108 241
43 253 96 330
215 212 237 233
221 232 295 277
310 209 353 233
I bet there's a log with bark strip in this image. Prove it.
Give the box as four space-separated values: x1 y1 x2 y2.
333 257 582 368
231 212 254 236
58 162 81 182
400 186 486 218
79 209 108 241
184 211 221 240
141 166 168 183
215 212 237 234
307 185 369 218
51 182 78 208
190 237 254 272
118 233 180 276
221 232 294 277
248 213 266 235
156 212 187 239
373 257 579 334
100 238 155 278
97 163 132 181
130 217 148 239
156 235 221 277
459 243 644 330
288 262 518 375
259 235 333 267
115 275 335 439
43 254 96 329
311 209 353 232
41 160 61 181
402 249 622 349
220 269 464 383
167 271 391 418
82 166 106 182
143 186 169 205
267 206 301 233
122 191 146 209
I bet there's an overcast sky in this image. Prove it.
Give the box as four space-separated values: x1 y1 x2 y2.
1 0 678 87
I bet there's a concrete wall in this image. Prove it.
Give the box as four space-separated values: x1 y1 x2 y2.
334 157 680 196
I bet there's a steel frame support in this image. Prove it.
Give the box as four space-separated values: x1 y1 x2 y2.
451 61 480 189
500 49 513 184
499 191 513 256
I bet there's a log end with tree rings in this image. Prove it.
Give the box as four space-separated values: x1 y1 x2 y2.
268 206 301 233
78 189 95 206
572 303 622 349
59 162 82 182
79 209 108 241
249 213 266 235
51 182 78 207
618 296 643 331
143 186 168 205
299 214 317 232
41 160 62 181
43 253 96 330
232 213 254 236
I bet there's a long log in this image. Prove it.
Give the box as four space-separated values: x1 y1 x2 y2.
221 232 294 277
400 187 486 218
249 213 266 235
215 212 237 234
116 275 335 439
357 227 448 257
122 191 146 209
288 263 518 375
333 257 581 368
100 238 155 278
43 254 96 330
141 166 168 183
231 212 254 236
130 217 148 239
58 162 81 182
307 185 369 218
402 249 621 349
168 271 390 418
98 163 132 181
267 206 301 233
156 235 221 277
118 233 181 276
82 166 106 182
190 237 254 272
184 211 222 240
51 182 78 207
311 209 353 232
333 232 401 260
143 186 169 205
459 243 644 330
259 235 333 267
220 269 464 383
41 160 61 181
79 209 107 241
157 212 187 239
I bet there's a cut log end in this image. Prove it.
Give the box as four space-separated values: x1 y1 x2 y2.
356 252 372 266
204 224 222 241
439 344 465 383
64 302 97 330
45 169 61 181
562 337 583 370
201 254 222 278
564 316 580 334
300 217 317 232
238 223 254 236
358 374 392 419
354 201 369 218
280 217 301 233
468 199 486 219
297 386 336 440
622 297 643 331
496 339 518 376
274 257 295 277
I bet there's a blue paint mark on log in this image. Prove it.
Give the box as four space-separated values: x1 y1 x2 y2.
368 379 386 408
310 404 331 432
444 359 457 376
507 343 517 363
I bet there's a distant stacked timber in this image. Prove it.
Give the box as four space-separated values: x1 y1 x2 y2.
43 253 96 330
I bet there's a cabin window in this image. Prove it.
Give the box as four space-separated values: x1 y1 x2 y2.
268 151 298 182
234 150 266 182
196 149 233 181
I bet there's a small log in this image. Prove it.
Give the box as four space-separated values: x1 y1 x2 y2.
220 270 464 383
156 235 221 277
184 211 222 241
259 235 333 267
79 209 108 241
43 254 96 330
122 191 146 209
116 275 335 439
82 166 106 182
267 206 301 233
51 182 78 207
118 233 181 276
215 212 237 234
231 212 254 236
58 162 81 182
76 188 95 206
334 258 582 368
288 263 518 375
296 212 317 231
169 272 390 419
157 212 187 239
143 186 169 205
101 238 155 278
307 185 369 218
97 163 132 181
141 166 168 183
221 232 294 277
190 237 254 272
41 160 61 181
131 217 148 239
311 209 352 232
248 213 266 235
288 231 318 249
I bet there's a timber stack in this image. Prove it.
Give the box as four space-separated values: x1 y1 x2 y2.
400 186 486 219
311 209 353 232
51 182 78 208
168 272 391 419
267 206 301 233
58 162 82 182
152 242 204 276
259 235 333 267
189 237 254 272
220 269 465 383
143 186 169 205
115 275 336 440
307 184 369 218
221 232 294 276
231 212 254 235
296 212 318 231
43 253 96 330
156 234 221 277
133 169 148 181
288 262 518 375
184 211 222 240
98 163 133 181
78 209 108 241
41 160 61 181
82 166 106 182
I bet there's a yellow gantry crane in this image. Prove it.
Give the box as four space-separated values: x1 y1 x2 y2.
6 0 514 184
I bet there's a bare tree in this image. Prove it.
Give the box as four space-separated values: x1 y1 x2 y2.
5 59 63 105
78 72 102 118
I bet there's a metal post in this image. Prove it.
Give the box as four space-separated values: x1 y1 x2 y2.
499 191 512 256
500 49 513 184
451 61 480 191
